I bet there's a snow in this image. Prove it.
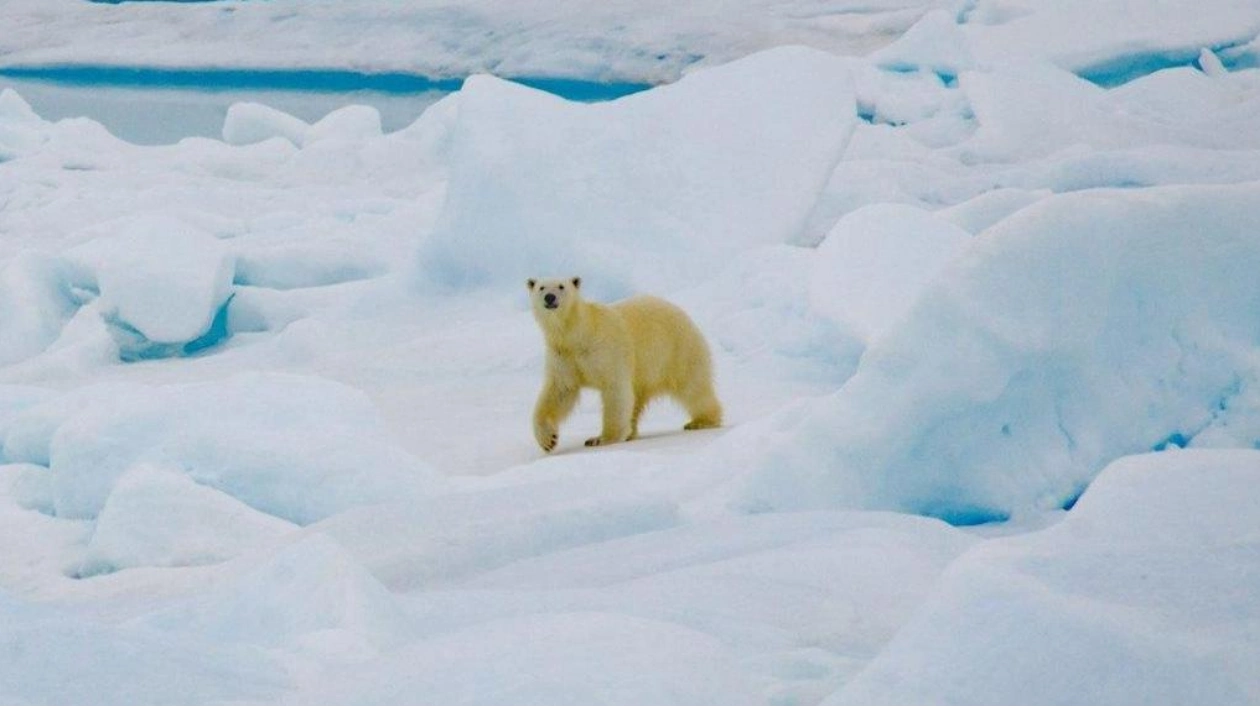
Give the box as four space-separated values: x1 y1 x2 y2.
0 0 945 83
808 203 970 344
418 46 857 297
4 374 435 523
68 213 235 358
0 252 81 366
317 611 761 705
833 449 1260 704
138 533 414 656
223 103 385 149
730 182 1260 523
962 0 1260 84
80 463 298 577
222 101 311 148
870 9 974 79
0 593 285 704
1 1 1259 704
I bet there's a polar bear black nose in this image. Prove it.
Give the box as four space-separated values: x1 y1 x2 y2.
544 293 557 306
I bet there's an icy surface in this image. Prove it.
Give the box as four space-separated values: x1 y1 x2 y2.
1 1 1259 704
81 463 298 577
808 203 970 344
0 253 80 366
834 450 1260 704
418 46 857 296
3 374 435 523
731 183 1260 522
68 214 235 358
0 0 943 83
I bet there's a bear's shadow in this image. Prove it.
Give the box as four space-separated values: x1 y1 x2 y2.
549 426 725 457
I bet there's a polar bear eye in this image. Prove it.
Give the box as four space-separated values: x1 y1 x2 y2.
558 285 565 290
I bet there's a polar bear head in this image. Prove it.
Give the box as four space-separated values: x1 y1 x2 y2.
527 277 582 316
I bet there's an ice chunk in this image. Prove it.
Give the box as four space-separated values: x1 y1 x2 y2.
834 450 1260 704
808 204 970 344
0 89 48 159
729 182 1260 521
222 101 310 147
79 463 298 577
306 104 383 144
1198 47 1228 76
2 382 137 468
870 9 974 79
67 214 234 358
4 463 55 515
0 253 81 366
956 62 1110 161
10 373 435 523
0 593 284 704
938 188 1052 234
313 611 758 705
314 474 681 591
140 533 412 659
418 46 857 297
233 245 384 290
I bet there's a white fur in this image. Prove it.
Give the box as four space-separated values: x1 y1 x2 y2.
528 277 722 451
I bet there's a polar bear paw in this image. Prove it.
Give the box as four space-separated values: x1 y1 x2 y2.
535 424 559 453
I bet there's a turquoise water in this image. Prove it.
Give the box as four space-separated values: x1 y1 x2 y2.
0 66 652 145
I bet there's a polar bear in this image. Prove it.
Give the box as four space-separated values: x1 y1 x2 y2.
528 277 722 452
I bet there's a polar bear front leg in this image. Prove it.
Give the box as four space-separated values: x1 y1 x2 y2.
586 380 633 447
534 379 578 453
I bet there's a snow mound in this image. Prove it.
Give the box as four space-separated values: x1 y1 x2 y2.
0 593 284 705
729 182 1260 521
67 214 235 360
417 46 856 298
938 188 1052 234
808 203 970 344
956 59 1260 164
223 102 383 149
233 245 384 290
0 253 82 366
0 89 48 160
314 469 681 591
956 62 1111 161
964 0 1260 85
834 449 1260 704
2 383 134 467
0 386 49 437
870 9 974 79
139 533 412 659
1198 47 1228 77
318 611 758 705
3 373 435 523
222 102 310 147
80 463 298 577
305 104 383 145
683 245 864 388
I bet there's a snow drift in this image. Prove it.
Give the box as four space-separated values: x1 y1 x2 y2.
834 449 1260 704
3 373 436 525
67 214 235 360
732 182 1260 522
417 46 857 299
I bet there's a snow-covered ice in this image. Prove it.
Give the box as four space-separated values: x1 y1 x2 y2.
1 1 1259 704
727 182 1260 523
833 449 1260 704
418 46 856 297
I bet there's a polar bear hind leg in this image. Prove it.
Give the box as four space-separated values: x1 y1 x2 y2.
678 377 723 431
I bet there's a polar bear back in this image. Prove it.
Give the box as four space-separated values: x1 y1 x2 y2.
612 295 714 397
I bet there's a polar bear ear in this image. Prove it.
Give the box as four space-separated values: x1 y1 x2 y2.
526 278 537 291
571 277 581 290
